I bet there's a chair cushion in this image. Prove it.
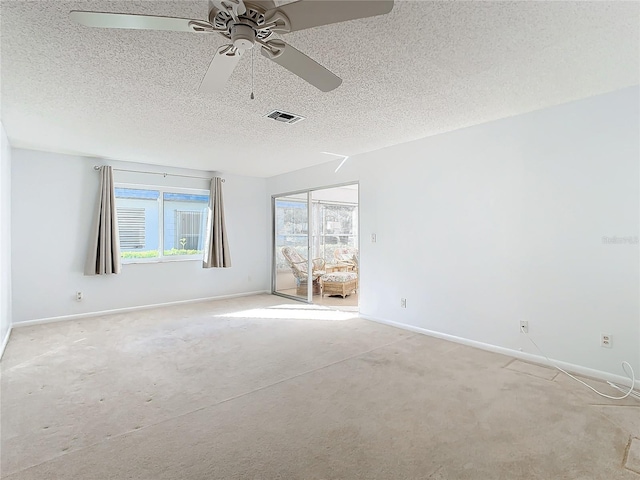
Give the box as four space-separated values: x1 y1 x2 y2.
321 272 358 283
334 247 358 263
283 247 305 264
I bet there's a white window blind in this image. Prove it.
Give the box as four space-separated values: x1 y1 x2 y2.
175 210 204 250
117 207 145 249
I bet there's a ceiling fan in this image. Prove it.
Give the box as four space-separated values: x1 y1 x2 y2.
70 0 394 93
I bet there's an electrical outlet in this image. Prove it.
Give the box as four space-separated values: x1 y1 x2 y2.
400 298 407 308
76 291 83 301
519 320 528 333
601 334 612 348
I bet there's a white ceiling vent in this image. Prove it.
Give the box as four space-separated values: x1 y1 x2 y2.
265 110 306 124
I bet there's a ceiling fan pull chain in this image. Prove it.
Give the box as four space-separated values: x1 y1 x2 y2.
250 47 255 100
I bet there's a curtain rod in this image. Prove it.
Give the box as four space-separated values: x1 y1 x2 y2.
93 165 224 182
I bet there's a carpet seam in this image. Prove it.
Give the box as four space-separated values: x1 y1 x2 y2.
622 436 639 473
589 408 639 465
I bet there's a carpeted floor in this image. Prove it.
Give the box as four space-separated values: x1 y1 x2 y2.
1 294 638 479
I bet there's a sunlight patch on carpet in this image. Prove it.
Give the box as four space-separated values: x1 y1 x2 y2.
216 305 358 322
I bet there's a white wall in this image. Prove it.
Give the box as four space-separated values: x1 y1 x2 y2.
312 186 358 204
11 150 269 323
0 123 12 354
267 87 640 379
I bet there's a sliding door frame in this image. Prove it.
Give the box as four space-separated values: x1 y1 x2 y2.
271 181 360 304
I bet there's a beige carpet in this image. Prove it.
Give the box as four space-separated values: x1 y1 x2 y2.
1 294 638 479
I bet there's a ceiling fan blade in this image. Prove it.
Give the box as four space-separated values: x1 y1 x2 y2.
265 0 393 33
251 0 276 9
261 40 341 92
70 11 214 32
200 45 243 93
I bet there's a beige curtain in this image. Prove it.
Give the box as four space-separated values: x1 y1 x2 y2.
85 166 121 275
203 177 231 268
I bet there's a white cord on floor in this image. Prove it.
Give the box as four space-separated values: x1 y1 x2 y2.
608 381 640 400
522 327 638 401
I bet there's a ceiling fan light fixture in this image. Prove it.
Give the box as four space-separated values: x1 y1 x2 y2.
231 24 256 49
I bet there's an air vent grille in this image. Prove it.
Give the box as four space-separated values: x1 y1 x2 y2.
264 110 306 124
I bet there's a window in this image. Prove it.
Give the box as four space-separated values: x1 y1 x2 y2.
115 185 209 263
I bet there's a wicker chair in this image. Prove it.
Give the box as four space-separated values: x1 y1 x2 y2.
333 247 358 272
281 247 326 295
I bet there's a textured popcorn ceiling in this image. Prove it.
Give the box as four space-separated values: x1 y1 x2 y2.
1 0 638 177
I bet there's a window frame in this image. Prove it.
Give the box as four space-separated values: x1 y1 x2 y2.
115 182 210 265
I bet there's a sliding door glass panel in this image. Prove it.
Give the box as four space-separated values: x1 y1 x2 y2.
274 193 311 300
311 187 359 265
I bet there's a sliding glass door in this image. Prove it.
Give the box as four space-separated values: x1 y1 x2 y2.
273 183 360 307
273 193 311 301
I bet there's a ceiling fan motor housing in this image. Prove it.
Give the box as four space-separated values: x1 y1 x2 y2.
231 23 256 49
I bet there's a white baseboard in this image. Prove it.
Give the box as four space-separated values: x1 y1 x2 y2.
360 314 635 388
12 290 270 328
0 326 12 360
